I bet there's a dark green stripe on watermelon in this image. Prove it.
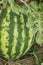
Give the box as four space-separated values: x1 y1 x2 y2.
13 15 22 59
0 9 7 56
7 11 15 59
21 14 30 56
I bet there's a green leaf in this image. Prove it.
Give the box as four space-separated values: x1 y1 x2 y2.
8 0 20 15
39 3 43 11
35 15 43 45
30 1 39 11
36 32 43 46
26 16 35 28
2 0 7 7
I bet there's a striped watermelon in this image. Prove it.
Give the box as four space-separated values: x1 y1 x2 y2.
0 7 33 60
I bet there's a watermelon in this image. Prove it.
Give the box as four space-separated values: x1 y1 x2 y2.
0 7 33 60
